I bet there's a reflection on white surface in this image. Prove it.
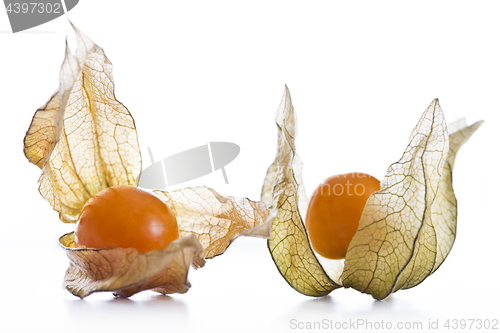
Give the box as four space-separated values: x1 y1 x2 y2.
2 234 498 333
64 295 190 331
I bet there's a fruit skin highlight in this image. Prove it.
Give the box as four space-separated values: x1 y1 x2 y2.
305 172 380 260
75 185 179 254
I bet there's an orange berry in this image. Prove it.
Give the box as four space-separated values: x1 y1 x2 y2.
305 172 380 260
75 185 179 253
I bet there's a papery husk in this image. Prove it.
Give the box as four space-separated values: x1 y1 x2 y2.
24 24 141 223
155 186 276 259
342 108 483 300
60 233 204 298
261 86 341 296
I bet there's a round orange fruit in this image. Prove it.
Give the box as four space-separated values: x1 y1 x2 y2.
305 172 380 259
75 185 179 253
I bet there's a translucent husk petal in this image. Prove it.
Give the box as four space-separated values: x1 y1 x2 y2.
342 104 483 300
262 88 482 299
24 24 141 223
155 186 275 259
261 86 341 296
342 99 449 299
60 233 204 298
428 118 483 275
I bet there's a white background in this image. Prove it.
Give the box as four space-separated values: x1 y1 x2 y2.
1 1 499 332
